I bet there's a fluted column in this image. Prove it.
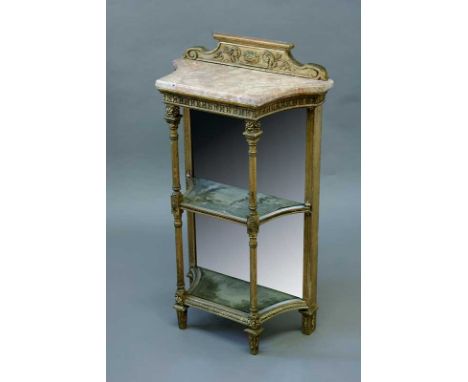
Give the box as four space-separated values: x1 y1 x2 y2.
243 119 263 354
165 104 187 329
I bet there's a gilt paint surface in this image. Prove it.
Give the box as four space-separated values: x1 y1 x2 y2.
184 32 328 80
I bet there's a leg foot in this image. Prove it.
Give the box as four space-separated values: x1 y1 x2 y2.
174 305 187 329
301 310 317 335
248 333 259 355
245 327 263 355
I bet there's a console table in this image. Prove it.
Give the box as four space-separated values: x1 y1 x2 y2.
155 33 333 354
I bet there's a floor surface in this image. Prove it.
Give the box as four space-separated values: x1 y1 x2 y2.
107 177 360 382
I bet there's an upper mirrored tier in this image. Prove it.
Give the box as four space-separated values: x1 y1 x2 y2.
181 177 308 224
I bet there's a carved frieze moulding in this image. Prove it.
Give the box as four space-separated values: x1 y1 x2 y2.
184 33 328 80
162 92 324 120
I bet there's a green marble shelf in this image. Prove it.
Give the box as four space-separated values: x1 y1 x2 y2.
181 177 308 224
185 267 308 325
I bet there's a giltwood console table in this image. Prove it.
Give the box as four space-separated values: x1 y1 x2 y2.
155 33 333 354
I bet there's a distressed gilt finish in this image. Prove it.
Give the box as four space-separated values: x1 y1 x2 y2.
161 91 325 120
185 33 328 80
156 33 332 354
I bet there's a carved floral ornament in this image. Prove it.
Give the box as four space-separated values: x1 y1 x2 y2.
184 39 328 80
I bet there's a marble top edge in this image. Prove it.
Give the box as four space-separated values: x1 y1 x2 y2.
156 58 333 107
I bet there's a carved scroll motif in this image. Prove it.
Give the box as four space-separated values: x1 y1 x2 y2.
184 35 328 80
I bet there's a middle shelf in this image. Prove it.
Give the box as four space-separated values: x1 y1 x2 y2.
181 177 308 224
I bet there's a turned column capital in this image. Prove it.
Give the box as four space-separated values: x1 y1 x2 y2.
243 120 262 147
164 104 181 126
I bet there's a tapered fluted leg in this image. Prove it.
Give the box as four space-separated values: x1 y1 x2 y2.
165 104 188 328
245 326 263 355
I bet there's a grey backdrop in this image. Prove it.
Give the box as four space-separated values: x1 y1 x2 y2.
107 0 360 381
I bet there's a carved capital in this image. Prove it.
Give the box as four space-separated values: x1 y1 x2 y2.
243 120 262 141
243 120 262 155
165 104 181 125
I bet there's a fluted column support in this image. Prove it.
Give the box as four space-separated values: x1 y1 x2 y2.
243 120 263 354
165 104 187 329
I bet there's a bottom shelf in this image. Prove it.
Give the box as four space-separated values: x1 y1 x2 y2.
185 267 308 325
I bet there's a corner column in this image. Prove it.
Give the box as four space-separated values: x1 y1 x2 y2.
301 105 323 334
243 120 263 355
165 104 187 329
183 107 197 271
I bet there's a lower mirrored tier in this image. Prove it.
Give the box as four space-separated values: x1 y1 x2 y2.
184 267 308 325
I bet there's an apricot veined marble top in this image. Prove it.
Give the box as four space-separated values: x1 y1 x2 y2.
156 58 333 107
